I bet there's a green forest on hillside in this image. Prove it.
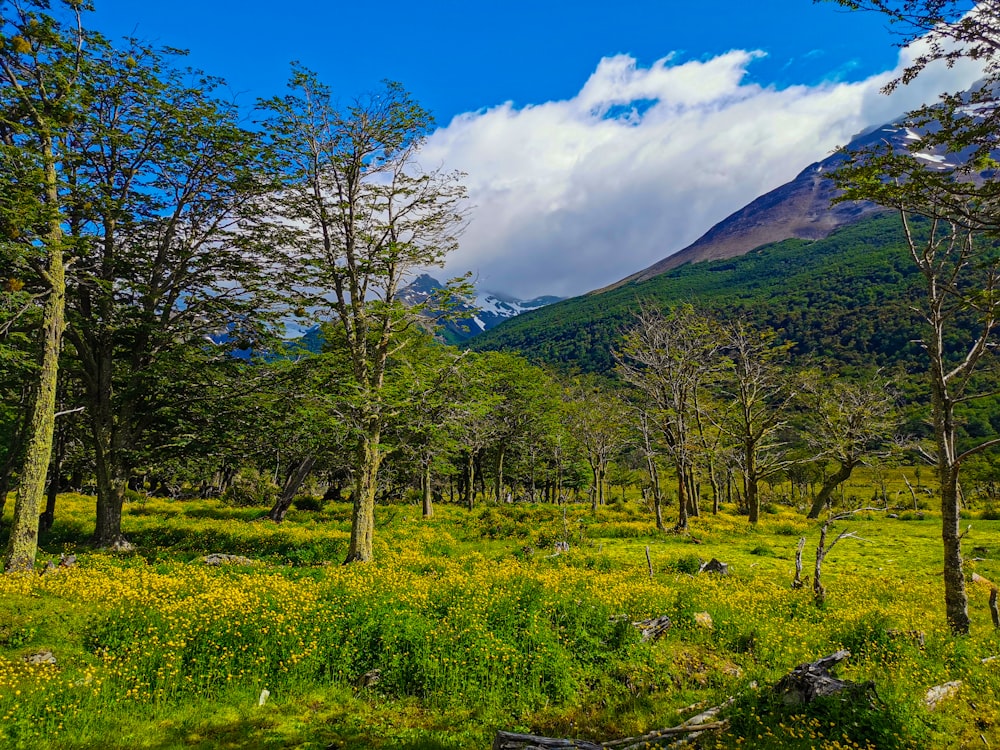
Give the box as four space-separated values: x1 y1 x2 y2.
470 213 927 373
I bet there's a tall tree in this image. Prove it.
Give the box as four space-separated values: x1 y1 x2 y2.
797 369 900 519
830 0 1000 634
617 305 719 530
261 68 466 562
715 322 795 524
63 39 274 548
389 336 467 519
1 0 87 571
565 378 629 512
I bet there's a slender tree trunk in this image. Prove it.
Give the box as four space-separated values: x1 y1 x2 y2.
494 446 505 503
38 425 67 535
709 463 720 514
933 370 970 633
590 463 599 512
268 455 317 522
644 453 665 531
686 469 699 517
676 471 689 531
422 458 433 518
4 142 65 572
477 453 488 501
807 461 855 519
345 430 381 563
746 444 760 524
464 450 475 510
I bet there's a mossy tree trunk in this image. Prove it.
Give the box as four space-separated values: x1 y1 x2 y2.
4 135 65 572
345 429 382 563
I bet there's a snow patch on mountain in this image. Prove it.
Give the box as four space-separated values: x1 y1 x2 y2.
394 274 562 343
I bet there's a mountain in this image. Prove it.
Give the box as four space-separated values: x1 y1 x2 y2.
468 212 927 373
600 121 963 290
469 103 1000 372
395 274 562 344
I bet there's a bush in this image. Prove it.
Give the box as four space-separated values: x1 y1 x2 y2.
221 469 279 507
123 488 145 504
293 494 324 512
979 505 1000 521
666 554 702 575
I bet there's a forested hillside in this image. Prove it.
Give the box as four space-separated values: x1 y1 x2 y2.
470 213 926 373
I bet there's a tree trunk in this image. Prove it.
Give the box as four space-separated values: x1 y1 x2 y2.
941 461 969 633
4 140 65 572
345 431 381 563
676 471 689 531
91 419 131 550
464 450 475 511
686 470 700 517
645 454 665 532
590 462 599 512
709 462 721 514
494 446 505 503
268 455 317 523
746 446 760 524
38 425 67 535
807 461 855 519
421 458 433 518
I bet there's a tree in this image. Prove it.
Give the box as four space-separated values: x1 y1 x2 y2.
830 0 1000 634
715 322 795 524
485 353 562 505
386 333 467 519
565 378 629 512
261 68 466 562
62 38 275 548
797 370 900 519
1 0 87 571
617 305 720 530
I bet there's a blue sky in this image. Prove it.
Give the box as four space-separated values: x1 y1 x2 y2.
90 1 902 126
88 1 982 297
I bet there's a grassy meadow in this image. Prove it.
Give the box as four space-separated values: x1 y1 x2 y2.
3 471 1000 749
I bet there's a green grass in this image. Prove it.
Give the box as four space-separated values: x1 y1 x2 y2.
3 488 1000 749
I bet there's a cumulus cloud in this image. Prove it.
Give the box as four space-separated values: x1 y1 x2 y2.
419 39 985 299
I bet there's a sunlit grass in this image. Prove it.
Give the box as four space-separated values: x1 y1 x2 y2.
2 489 1000 748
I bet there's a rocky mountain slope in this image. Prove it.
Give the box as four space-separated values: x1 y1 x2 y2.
601 120 962 290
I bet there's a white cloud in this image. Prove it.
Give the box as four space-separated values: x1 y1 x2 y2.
419 38 984 299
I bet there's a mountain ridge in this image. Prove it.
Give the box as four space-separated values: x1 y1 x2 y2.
593 111 988 293
395 274 563 344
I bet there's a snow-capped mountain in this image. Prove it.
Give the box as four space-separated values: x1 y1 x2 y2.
395 274 562 343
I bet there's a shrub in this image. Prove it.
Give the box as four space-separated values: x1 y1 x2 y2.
220 469 279 507
123 488 145 504
666 554 702 575
979 505 1000 521
293 494 324 512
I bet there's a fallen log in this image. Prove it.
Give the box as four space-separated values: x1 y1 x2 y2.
491 732 602 750
604 698 733 750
